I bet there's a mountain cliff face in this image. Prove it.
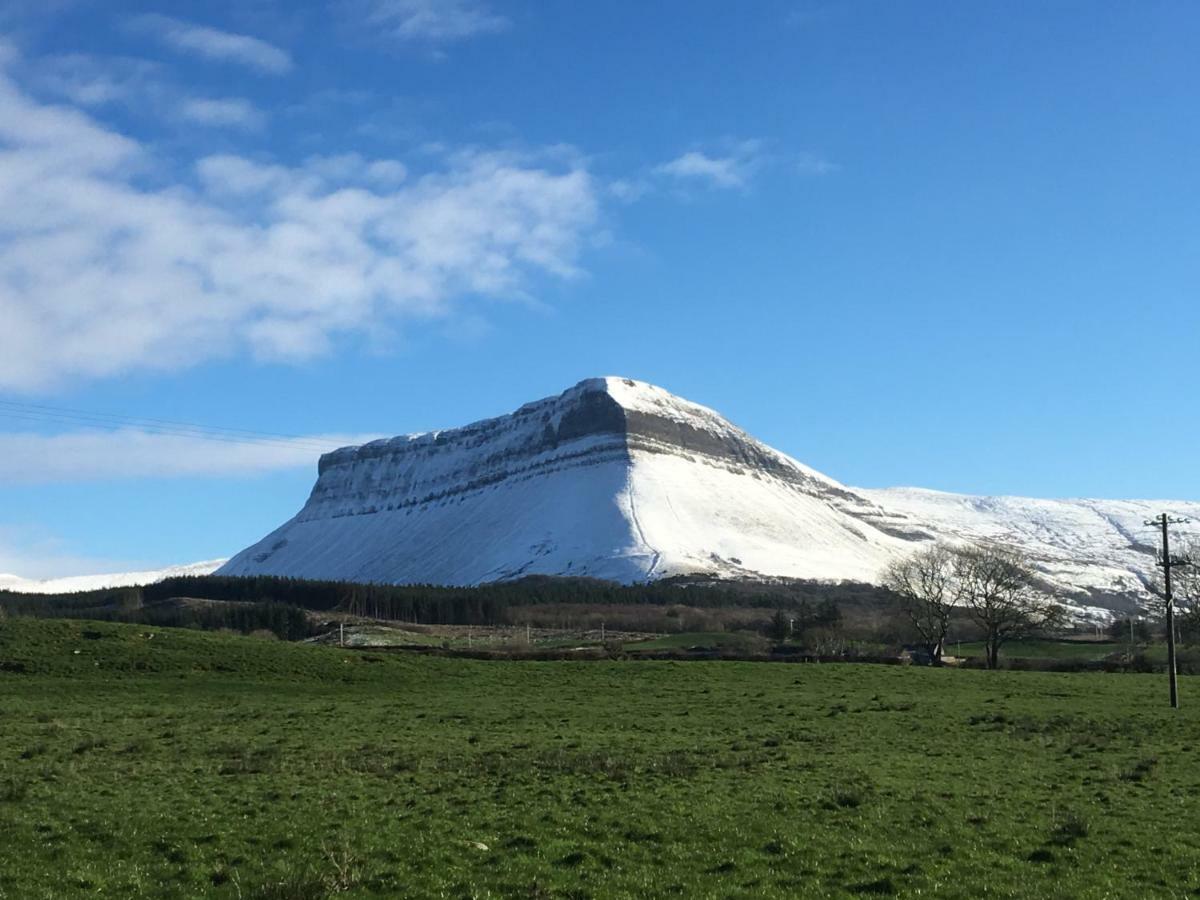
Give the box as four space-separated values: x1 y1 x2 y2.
220 377 909 586
220 377 1198 610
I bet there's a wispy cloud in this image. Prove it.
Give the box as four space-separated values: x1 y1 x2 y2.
131 14 293 74
608 178 651 203
655 150 751 189
34 53 265 131
0 48 600 389
795 151 838 176
350 0 509 43
178 96 264 130
0 430 381 484
32 53 162 106
653 141 836 191
654 140 767 190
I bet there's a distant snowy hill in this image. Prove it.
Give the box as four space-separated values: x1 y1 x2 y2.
0 560 226 595
220 377 1198 612
855 488 1189 606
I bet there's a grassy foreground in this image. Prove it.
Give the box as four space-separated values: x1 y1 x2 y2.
1 619 1198 899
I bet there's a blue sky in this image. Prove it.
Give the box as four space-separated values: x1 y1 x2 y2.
0 0 1197 576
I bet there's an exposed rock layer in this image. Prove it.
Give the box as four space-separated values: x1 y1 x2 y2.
220 377 1199 612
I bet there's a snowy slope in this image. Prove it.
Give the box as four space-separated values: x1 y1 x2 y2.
857 488 1200 601
220 377 1195 607
0 559 227 595
221 377 913 585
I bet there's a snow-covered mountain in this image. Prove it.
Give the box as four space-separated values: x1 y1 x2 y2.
0 559 227 595
855 489 1183 603
220 377 1198 609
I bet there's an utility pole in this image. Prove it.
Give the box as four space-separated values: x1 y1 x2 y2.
1146 514 1192 709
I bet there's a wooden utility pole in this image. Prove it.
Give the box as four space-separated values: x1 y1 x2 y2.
1146 514 1192 709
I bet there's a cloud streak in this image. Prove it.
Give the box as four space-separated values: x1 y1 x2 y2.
653 141 835 191
0 50 600 389
34 52 265 131
131 14 293 74
178 96 264 130
655 150 752 189
33 53 162 106
654 141 772 191
0 429 383 484
351 0 509 43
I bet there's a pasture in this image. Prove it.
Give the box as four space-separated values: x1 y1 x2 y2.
0 618 1196 898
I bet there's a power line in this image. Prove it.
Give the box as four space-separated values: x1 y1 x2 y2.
0 398 333 445
0 409 340 452
0 410 338 452
0 399 349 453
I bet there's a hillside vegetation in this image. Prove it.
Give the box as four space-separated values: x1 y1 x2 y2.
1 618 1197 898
0 573 887 631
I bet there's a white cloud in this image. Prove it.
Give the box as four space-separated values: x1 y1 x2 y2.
608 178 650 203
131 14 293 74
655 151 748 189
654 141 767 190
33 53 163 107
653 142 835 190
34 53 265 132
0 55 599 389
297 152 408 186
178 96 264 130
352 0 509 42
366 158 408 184
0 429 381 484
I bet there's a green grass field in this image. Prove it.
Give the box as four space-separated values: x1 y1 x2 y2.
623 631 766 652
1 618 1198 899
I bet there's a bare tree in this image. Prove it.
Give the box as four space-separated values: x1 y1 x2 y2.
882 544 957 664
952 545 1064 669
1172 536 1200 642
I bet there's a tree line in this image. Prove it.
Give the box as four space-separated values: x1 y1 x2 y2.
0 586 312 640
0 573 897 631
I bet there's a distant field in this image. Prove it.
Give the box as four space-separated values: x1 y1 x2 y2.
623 630 765 652
950 639 1126 661
1 618 1198 898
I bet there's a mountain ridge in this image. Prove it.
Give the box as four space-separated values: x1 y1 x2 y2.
217 377 1197 612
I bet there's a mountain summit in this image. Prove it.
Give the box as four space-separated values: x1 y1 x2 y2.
220 377 1197 609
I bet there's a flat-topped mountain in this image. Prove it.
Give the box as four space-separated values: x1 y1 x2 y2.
220 377 1197 611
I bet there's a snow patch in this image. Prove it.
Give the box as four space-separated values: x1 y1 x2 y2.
0 559 227 594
